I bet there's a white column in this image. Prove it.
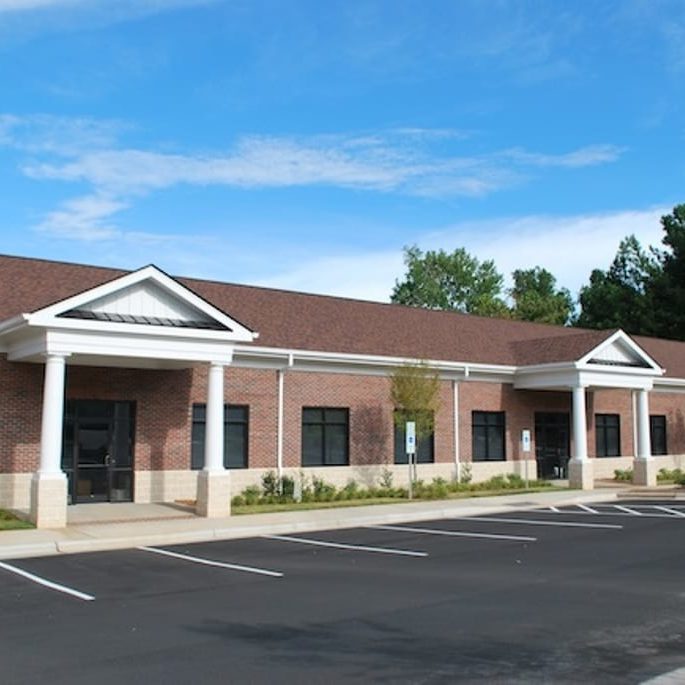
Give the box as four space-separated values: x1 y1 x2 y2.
39 353 68 474
197 361 231 518
203 362 225 472
31 353 70 528
634 388 656 486
636 389 652 459
569 385 593 490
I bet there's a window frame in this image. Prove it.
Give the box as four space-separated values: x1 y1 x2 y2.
301 407 350 467
650 414 667 456
595 413 621 458
472 411 506 462
190 403 249 470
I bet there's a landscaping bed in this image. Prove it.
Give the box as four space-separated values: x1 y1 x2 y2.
0 509 33 531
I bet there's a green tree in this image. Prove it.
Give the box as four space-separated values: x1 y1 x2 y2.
391 245 509 316
650 205 685 339
575 235 660 334
390 362 441 495
510 267 574 325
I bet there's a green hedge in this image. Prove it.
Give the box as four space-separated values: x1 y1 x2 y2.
231 470 551 507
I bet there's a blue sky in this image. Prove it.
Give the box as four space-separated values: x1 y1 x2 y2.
0 0 683 302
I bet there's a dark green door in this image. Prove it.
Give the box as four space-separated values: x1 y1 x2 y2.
63 400 136 504
534 412 570 479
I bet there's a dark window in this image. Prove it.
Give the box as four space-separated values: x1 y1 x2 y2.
302 408 349 466
394 411 435 464
650 415 667 456
191 404 248 469
595 414 620 457
472 411 505 461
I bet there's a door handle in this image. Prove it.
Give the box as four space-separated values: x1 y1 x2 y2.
104 453 111 466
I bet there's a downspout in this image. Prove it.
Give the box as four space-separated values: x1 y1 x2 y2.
454 365 469 482
276 353 294 483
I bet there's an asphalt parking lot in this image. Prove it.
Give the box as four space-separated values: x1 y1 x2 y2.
1 500 684 684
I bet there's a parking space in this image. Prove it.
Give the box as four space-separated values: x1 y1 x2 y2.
1 501 685 683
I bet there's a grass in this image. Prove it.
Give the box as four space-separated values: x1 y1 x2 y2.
0 509 33 531
231 484 562 516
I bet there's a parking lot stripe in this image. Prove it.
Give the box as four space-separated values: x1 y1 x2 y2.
541 509 680 520
0 561 95 601
615 505 643 515
654 506 685 517
263 535 428 557
461 516 623 529
369 524 536 542
138 546 284 577
578 504 598 513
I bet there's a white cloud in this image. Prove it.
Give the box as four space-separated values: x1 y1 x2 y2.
1 113 628 244
503 144 626 168
254 207 669 302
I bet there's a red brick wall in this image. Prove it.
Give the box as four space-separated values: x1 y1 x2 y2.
4 352 685 475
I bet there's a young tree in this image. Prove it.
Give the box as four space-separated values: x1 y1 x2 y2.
510 267 574 325
389 362 441 495
391 245 509 317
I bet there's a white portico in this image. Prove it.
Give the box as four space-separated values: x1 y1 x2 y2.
514 331 664 489
0 265 256 528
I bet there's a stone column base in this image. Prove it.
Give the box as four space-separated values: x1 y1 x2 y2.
633 458 657 486
30 472 68 528
196 470 231 518
568 458 594 490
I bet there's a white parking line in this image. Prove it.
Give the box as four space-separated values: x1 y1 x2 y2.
549 506 561 513
139 546 284 577
461 516 623 530
577 504 598 514
369 524 536 542
541 509 681 520
0 561 95 601
263 534 428 557
615 505 643 515
654 506 685 517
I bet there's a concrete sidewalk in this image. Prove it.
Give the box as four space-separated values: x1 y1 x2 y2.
0 489 623 560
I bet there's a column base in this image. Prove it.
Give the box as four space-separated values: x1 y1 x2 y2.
633 458 657 487
196 470 231 518
30 472 68 528
568 458 594 490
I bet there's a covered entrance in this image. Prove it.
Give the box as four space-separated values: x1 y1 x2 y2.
63 400 136 504
535 412 570 479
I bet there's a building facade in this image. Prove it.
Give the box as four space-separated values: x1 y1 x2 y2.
1 255 684 528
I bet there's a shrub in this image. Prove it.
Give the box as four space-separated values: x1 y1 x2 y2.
460 463 473 484
379 467 394 489
231 494 246 506
614 468 633 482
261 470 279 496
242 485 262 505
312 477 337 501
658 468 683 483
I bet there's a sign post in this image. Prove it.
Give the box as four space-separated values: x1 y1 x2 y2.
406 421 416 499
521 429 531 488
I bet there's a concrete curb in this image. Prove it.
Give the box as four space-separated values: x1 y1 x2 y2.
0 489 622 561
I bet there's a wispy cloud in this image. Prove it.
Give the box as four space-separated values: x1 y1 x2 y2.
0 113 626 242
255 207 668 302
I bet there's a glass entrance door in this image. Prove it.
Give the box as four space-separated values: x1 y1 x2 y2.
534 412 570 479
63 400 136 504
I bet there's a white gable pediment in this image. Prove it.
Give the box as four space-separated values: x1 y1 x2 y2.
581 331 661 371
26 265 256 342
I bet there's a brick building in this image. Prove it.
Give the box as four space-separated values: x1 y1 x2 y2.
1 254 684 528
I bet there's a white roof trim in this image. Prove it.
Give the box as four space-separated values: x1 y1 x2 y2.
23 265 256 342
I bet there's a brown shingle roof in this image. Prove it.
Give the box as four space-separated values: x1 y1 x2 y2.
1 253 684 377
